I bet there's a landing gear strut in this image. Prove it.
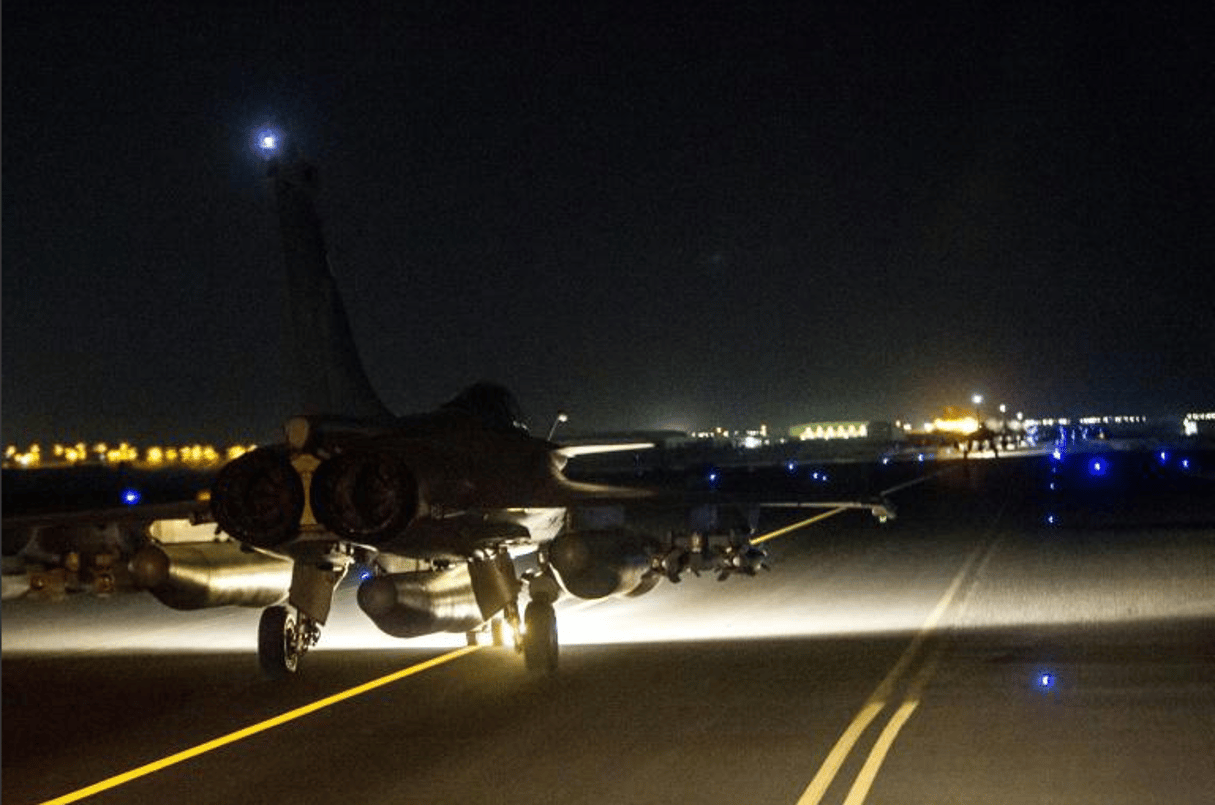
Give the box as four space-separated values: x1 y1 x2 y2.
520 564 561 675
258 604 320 677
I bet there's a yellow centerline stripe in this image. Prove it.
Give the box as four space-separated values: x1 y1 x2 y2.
841 650 942 805
795 700 886 805
835 504 1010 804
795 540 986 805
842 699 921 805
39 645 481 805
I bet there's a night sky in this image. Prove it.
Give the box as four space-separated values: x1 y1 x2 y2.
4 3 1213 445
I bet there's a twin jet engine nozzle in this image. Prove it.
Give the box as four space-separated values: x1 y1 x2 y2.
211 446 421 549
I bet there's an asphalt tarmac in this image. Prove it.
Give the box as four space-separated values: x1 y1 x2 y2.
4 456 1214 804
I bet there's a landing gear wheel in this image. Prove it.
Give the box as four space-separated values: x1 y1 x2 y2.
523 600 558 675
259 604 312 677
465 616 509 647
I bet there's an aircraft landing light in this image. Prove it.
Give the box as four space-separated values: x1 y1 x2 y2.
37 646 480 805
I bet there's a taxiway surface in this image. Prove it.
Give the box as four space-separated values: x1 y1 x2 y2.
4 458 1213 804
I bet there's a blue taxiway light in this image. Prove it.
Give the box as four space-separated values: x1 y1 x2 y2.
256 128 282 158
121 487 142 506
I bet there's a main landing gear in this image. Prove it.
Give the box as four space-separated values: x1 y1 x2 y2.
258 604 320 677
465 595 559 675
484 566 559 675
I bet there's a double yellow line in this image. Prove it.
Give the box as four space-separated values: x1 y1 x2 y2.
796 539 991 804
39 646 481 805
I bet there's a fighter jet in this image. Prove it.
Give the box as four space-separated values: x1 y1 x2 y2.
4 129 894 676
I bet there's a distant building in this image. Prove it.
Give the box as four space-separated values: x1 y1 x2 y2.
1184 412 1215 437
789 421 892 442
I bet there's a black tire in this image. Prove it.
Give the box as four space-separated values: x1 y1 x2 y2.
258 605 298 677
523 601 558 675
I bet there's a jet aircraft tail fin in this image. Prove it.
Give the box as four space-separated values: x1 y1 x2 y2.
269 157 393 421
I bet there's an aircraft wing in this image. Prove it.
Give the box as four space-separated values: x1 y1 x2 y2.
555 442 655 459
3 497 212 531
2 462 217 600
